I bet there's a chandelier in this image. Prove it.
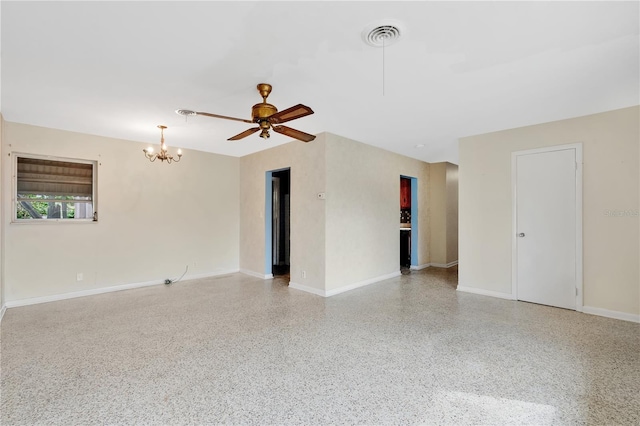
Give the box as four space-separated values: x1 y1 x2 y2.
143 125 182 163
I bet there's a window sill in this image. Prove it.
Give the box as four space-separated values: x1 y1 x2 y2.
11 219 98 225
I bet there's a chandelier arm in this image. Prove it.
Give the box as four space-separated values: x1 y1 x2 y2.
144 125 182 164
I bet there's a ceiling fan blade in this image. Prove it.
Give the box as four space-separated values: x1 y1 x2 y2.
228 127 261 141
197 111 254 124
268 104 314 124
272 125 316 142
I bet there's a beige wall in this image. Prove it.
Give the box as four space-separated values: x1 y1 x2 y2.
459 106 639 316
2 122 240 303
429 163 447 265
3 122 452 302
324 134 430 291
239 133 327 291
429 162 459 266
0 115 4 310
446 163 459 264
240 132 436 294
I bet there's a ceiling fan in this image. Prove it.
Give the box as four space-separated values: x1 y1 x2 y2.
176 83 316 142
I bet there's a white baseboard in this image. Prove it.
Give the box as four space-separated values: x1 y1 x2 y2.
410 261 458 270
289 271 402 298
326 271 402 297
430 260 458 268
0 305 6 323
456 285 515 300
4 269 240 309
185 270 239 280
288 281 326 297
457 287 639 323
583 306 640 323
410 263 431 270
240 269 274 280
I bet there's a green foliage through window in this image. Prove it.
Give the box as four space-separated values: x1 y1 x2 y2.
16 194 88 219
15 155 96 221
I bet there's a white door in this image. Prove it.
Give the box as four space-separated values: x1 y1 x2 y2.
514 147 579 310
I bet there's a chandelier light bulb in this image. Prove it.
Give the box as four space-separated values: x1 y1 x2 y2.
142 125 182 164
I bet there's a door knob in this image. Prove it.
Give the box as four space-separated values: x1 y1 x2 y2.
518 233 525 237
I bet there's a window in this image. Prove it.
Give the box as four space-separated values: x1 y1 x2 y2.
14 154 97 222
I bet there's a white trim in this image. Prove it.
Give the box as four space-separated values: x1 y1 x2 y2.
0 305 6 323
185 270 239 280
240 269 274 280
410 261 458 270
12 151 99 224
410 263 430 270
457 285 516 300
511 143 583 309
583 306 640 323
325 271 401 297
430 261 458 269
511 150 518 300
288 281 326 297
289 271 402 298
574 146 583 312
4 270 240 308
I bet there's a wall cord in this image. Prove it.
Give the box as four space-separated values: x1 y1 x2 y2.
165 265 189 285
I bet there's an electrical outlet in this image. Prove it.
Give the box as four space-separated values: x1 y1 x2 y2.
76 273 83 281
302 270 306 278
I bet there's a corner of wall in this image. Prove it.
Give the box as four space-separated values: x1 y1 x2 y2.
0 113 4 314
2 122 241 303
428 163 448 265
445 162 459 265
239 134 327 293
458 106 639 314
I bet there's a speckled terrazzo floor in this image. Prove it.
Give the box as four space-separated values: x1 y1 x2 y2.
1 268 639 425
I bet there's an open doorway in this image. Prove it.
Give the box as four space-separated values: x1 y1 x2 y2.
271 169 290 276
400 175 419 271
400 177 412 269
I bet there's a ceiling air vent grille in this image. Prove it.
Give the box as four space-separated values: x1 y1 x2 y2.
175 109 197 116
362 21 404 47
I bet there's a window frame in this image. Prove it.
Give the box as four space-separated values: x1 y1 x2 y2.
12 152 98 224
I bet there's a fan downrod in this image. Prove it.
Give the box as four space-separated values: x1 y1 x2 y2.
257 83 272 101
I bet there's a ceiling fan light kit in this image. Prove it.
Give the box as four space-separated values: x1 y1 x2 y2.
177 83 316 143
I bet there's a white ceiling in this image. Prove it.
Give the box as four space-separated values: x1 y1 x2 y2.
2 1 638 164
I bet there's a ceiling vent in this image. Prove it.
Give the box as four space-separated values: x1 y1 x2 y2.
362 20 404 47
175 109 197 116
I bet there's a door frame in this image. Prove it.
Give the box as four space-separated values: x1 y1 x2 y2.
265 167 290 278
400 175 419 267
511 143 583 311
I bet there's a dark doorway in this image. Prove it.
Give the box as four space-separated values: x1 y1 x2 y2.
400 177 412 269
272 169 290 276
